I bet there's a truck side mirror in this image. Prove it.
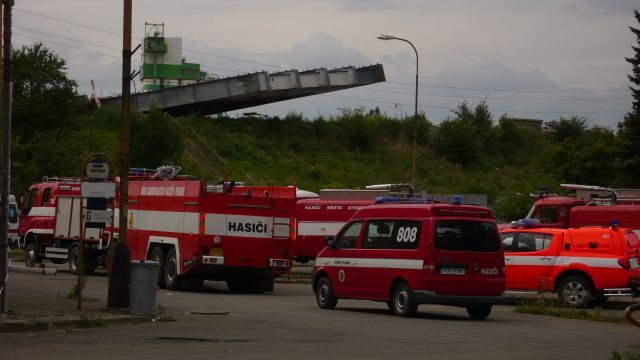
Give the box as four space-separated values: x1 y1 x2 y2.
325 236 336 249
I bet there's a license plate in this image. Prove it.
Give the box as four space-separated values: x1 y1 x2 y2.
631 258 639 269
440 267 465 275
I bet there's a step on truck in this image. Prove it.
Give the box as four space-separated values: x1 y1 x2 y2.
19 170 299 292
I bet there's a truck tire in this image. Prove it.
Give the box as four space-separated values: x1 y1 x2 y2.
68 246 80 275
164 248 181 291
25 243 38 267
466 304 492 320
315 277 338 309
148 246 166 289
558 275 594 307
391 282 417 317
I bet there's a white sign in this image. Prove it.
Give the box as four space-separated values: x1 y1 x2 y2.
81 182 116 198
85 209 112 223
86 160 110 180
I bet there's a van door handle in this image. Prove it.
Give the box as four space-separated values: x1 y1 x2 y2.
540 257 552 261
588 242 598 249
349 252 356 256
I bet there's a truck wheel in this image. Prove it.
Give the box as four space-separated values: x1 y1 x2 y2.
164 248 181 291
68 246 80 275
558 275 594 307
315 277 338 309
391 282 417 317
466 304 492 320
25 243 37 267
148 246 166 289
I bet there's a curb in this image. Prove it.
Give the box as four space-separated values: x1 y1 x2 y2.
8 265 58 276
0 314 155 333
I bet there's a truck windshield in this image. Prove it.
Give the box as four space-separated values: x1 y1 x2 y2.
434 220 500 252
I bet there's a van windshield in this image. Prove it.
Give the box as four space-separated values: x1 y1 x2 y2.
434 220 500 252
8 204 18 223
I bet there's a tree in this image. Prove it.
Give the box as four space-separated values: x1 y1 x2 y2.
431 102 494 166
618 10 640 186
130 110 183 168
12 43 81 138
549 116 588 143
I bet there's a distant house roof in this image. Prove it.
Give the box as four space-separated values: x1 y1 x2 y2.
510 118 544 132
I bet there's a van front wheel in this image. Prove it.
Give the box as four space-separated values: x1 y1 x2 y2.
315 277 338 309
467 304 492 320
391 283 417 317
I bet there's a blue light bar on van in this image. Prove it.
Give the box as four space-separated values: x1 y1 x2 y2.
374 196 428 204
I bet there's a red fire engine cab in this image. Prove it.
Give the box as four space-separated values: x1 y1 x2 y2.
522 184 640 230
19 170 299 292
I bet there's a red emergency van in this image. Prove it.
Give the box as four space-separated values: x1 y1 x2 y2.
313 201 506 319
500 223 640 307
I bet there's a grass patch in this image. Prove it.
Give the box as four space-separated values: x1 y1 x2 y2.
157 303 166 317
79 314 106 328
514 296 623 323
9 247 24 260
66 284 79 300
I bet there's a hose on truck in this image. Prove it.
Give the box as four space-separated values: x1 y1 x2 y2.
625 303 640 328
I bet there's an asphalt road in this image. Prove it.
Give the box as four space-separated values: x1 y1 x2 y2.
2 271 639 360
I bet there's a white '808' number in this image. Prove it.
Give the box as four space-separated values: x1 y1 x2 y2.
396 227 418 243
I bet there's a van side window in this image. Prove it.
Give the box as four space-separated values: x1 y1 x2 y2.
335 221 362 249
363 220 421 249
435 220 499 252
500 233 515 251
513 233 553 252
41 188 52 206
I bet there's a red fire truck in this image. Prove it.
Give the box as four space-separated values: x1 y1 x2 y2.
520 184 640 230
19 171 299 292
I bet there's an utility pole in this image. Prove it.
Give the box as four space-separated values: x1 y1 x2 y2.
0 0 13 315
108 0 132 308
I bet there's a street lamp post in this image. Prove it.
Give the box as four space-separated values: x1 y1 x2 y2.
377 34 419 188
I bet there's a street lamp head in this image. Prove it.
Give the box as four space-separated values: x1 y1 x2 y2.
377 34 395 40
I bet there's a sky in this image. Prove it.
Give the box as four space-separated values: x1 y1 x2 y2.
12 0 639 128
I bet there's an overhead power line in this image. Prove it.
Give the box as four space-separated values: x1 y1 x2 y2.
15 7 281 69
15 25 121 52
386 81 629 94
14 32 121 60
356 87 631 102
